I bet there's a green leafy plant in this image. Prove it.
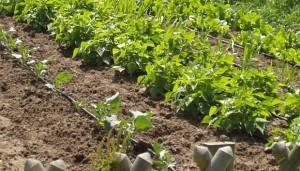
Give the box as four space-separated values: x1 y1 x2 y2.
130 110 153 132
152 142 173 170
112 17 162 75
54 71 73 88
0 0 20 15
17 44 30 62
73 21 120 65
283 117 300 143
34 60 47 77
0 27 8 48
268 116 300 146
13 0 60 30
119 110 153 144
91 92 122 130
138 56 184 98
280 93 300 119
48 9 96 48
91 93 153 136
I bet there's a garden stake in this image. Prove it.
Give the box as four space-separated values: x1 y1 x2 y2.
131 152 153 171
24 159 45 171
272 142 300 171
115 153 132 171
193 142 235 171
206 146 234 171
193 146 212 171
48 159 66 171
203 142 235 171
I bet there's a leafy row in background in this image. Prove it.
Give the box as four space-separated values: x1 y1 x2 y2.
228 0 300 31
2 0 300 64
149 0 300 65
1 0 299 136
0 0 18 15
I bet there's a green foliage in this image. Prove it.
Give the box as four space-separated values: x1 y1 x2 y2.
0 0 20 15
119 110 153 143
34 61 47 77
138 57 184 98
269 117 300 145
17 44 30 62
14 0 60 30
236 12 262 31
54 71 73 88
283 117 300 143
0 27 8 48
152 142 173 170
91 93 152 138
130 111 153 132
91 92 121 129
231 0 300 31
48 10 96 48
280 93 300 119
74 20 122 65
168 60 280 134
112 18 162 75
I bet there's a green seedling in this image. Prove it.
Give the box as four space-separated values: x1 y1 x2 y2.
34 60 47 77
15 96 23 104
152 142 173 170
18 44 30 62
54 71 73 88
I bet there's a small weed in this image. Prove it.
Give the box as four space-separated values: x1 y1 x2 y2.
15 96 23 104
152 142 173 170
71 100 82 110
92 131 127 171
54 71 73 88
34 61 47 77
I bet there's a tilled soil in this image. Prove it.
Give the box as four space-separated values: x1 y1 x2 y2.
0 52 103 170
0 16 278 171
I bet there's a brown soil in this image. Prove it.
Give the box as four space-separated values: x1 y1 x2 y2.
0 49 103 170
0 16 279 171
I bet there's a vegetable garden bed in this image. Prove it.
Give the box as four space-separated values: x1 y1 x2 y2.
0 16 279 171
0 0 299 170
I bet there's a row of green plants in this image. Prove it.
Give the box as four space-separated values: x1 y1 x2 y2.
0 27 173 170
169 0 300 65
1 0 300 65
144 0 300 65
229 0 300 31
0 0 299 138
